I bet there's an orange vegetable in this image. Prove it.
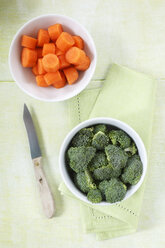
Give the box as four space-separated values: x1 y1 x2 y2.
37 29 50 47
65 46 86 65
75 56 91 71
44 70 66 86
32 64 39 75
21 48 37 67
48 24 63 41
53 71 66 88
21 35 37 49
42 54 60 72
55 46 64 56
58 54 70 69
36 48 43 58
72 36 84 49
56 32 75 52
38 58 46 75
63 67 78 85
36 75 49 87
42 43 56 56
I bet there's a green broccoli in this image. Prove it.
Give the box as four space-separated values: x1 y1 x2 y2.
93 163 121 181
105 178 127 203
93 124 107 134
98 180 110 198
92 131 109 150
87 189 102 203
75 169 96 193
71 127 94 147
105 144 128 170
67 146 96 173
88 151 108 172
109 130 131 149
121 155 143 185
124 142 137 157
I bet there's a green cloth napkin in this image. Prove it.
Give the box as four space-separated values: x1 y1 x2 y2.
59 64 157 240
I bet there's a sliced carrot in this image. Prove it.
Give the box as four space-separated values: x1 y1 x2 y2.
55 46 64 56
21 48 37 67
42 54 60 72
58 54 70 69
65 46 86 65
48 24 63 41
37 29 50 47
36 75 49 87
32 64 39 75
63 67 78 85
38 58 46 75
56 32 75 52
72 36 84 49
52 71 66 88
36 48 43 58
42 43 55 56
21 35 37 49
75 56 91 71
44 70 66 86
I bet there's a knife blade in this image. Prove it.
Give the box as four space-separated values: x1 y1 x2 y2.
23 104 55 218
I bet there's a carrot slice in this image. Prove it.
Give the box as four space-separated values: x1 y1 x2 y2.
48 24 63 41
75 56 91 71
37 29 50 47
65 46 86 65
55 46 64 56
44 70 66 86
21 48 37 67
72 36 84 49
56 32 75 52
42 54 60 72
36 48 43 58
58 54 70 69
21 35 37 49
42 43 55 56
32 64 39 75
36 75 49 87
52 71 66 88
63 67 78 85
38 58 46 75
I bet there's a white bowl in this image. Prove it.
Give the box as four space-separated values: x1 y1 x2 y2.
59 117 147 205
9 14 97 102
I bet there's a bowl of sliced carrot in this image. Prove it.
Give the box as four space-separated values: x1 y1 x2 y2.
9 14 97 102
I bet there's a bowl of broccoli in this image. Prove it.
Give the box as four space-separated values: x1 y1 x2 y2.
59 118 147 205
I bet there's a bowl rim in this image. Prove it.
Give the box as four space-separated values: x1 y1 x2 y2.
8 14 97 102
59 117 148 205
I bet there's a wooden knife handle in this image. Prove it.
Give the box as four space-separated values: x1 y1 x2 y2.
33 157 55 218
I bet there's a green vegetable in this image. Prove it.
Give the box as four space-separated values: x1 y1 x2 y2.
124 142 137 156
98 180 110 198
92 131 109 150
105 178 127 203
88 151 108 172
121 155 143 185
93 163 121 181
75 169 96 193
105 144 128 170
93 124 107 134
87 189 102 203
67 146 96 173
109 130 131 149
71 127 94 147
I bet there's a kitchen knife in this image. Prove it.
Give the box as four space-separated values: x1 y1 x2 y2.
23 104 55 218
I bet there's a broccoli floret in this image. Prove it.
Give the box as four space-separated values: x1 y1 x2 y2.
98 180 110 198
105 144 128 170
105 178 127 203
67 146 96 173
87 189 102 203
71 127 94 147
93 163 121 181
124 142 137 157
93 124 107 134
121 155 143 185
75 169 96 193
88 151 108 172
92 131 109 150
109 130 131 149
